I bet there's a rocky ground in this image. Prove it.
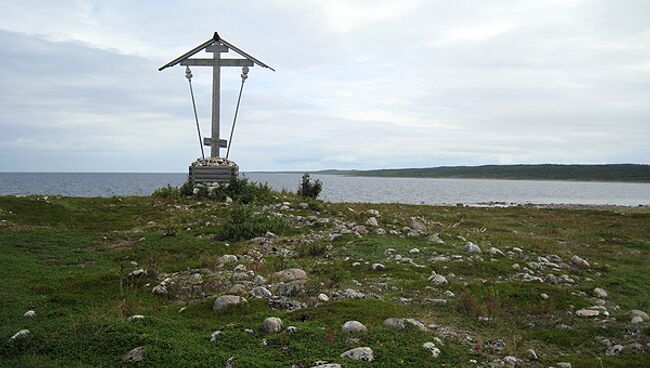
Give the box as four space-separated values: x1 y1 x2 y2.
0 194 648 367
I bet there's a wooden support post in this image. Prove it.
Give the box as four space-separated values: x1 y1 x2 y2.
211 50 221 157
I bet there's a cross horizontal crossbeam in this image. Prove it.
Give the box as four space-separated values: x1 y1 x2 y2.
180 59 254 67
203 137 228 148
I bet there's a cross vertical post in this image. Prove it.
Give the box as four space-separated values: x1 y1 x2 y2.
211 49 221 157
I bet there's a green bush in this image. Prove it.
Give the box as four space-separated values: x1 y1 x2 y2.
151 185 179 199
179 178 194 197
173 176 274 204
218 204 288 241
297 173 322 199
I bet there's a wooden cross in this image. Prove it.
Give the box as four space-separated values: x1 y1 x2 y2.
159 33 274 158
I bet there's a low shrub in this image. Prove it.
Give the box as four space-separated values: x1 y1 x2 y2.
152 185 179 199
297 173 322 199
218 204 288 241
169 176 274 204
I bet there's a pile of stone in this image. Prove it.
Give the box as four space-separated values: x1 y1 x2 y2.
190 157 238 167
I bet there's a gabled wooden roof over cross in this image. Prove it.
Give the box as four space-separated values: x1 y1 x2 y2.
159 32 274 158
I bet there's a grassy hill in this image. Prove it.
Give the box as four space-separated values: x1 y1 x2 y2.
1 186 649 367
318 164 650 182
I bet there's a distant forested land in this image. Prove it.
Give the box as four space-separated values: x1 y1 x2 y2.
317 164 650 182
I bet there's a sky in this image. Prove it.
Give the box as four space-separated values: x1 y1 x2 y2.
1 0 649 172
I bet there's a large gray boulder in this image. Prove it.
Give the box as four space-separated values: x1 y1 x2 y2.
213 295 247 311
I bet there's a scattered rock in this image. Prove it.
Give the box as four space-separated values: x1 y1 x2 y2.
209 330 222 342
274 268 307 282
129 268 146 277
576 309 600 317
371 263 385 271
366 217 379 227
464 242 482 253
630 310 649 321
10 329 30 341
262 317 283 333
428 272 448 285
286 326 298 333
556 363 572 368
527 349 538 360
213 295 247 311
122 347 144 362
410 217 427 233
267 296 306 311
383 318 428 331
318 293 330 302
571 255 590 268
631 315 644 324
409 248 420 254
218 254 238 264
593 287 608 299
422 341 441 358
250 286 272 298
311 364 341 368
606 344 623 356
23 310 36 318
341 321 367 334
340 347 374 361
127 314 145 322
276 280 307 297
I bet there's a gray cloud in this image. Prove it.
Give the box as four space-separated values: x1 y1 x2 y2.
0 0 649 172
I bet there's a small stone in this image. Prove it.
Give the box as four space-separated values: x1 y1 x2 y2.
410 217 427 232
341 320 367 334
503 356 522 367
464 242 482 253
10 329 30 340
23 310 36 318
606 344 623 356
250 286 272 298
371 263 385 271
286 326 298 333
556 363 572 368
428 272 448 285
571 255 590 268
209 330 221 342
409 248 420 254
576 309 599 317
630 309 649 321
122 347 144 362
152 284 167 294
631 315 644 324
218 254 238 264
263 317 283 333
229 284 247 295
127 315 145 322
318 293 330 302
540 293 549 300
593 287 608 299
129 268 146 277
311 364 342 368
527 349 538 360
213 295 247 311
366 217 379 227
422 341 441 357
340 347 374 361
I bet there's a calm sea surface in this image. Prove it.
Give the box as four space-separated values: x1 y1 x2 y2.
1 172 649 206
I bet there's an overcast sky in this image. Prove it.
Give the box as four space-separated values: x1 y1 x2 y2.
1 0 649 172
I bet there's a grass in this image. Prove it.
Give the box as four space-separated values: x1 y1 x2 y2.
0 194 649 367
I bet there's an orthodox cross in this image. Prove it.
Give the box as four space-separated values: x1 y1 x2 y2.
159 32 274 158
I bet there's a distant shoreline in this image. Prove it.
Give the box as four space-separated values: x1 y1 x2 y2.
250 164 650 183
